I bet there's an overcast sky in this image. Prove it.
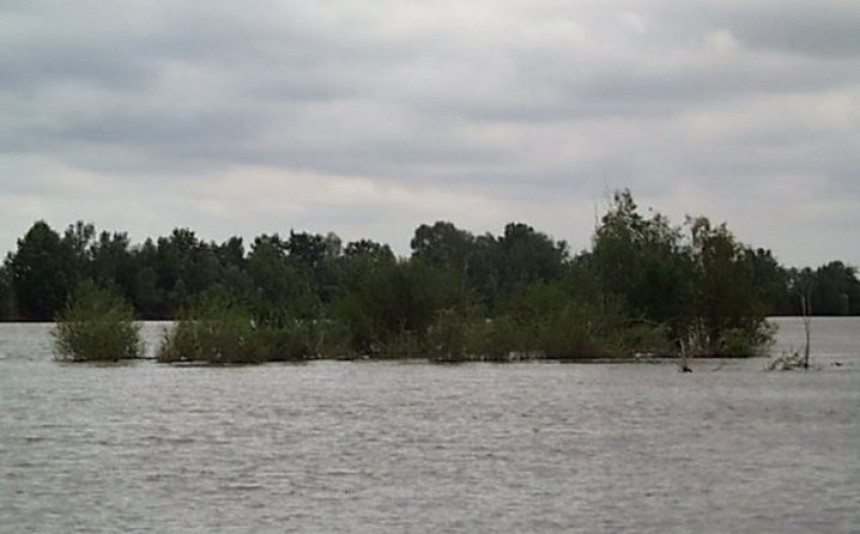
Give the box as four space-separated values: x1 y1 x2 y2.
2 0 858 267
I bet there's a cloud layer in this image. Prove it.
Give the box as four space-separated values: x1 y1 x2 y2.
2 0 859 266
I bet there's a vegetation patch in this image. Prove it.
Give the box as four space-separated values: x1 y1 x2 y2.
157 299 260 364
52 282 142 362
9 189 851 365
156 295 350 364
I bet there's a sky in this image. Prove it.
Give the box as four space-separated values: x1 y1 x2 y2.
2 0 858 268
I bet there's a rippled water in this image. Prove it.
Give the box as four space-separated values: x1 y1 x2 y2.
1 318 858 533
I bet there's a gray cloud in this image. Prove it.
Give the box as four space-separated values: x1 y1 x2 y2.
1 0 858 267
674 1 860 58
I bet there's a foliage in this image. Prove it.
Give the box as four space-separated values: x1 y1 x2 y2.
686 216 771 354
619 323 673 356
156 296 261 364
0 262 16 320
52 281 142 362
470 315 527 361
720 328 759 358
591 190 693 337
587 190 781 356
535 303 615 360
5 191 858 364
811 262 859 315
411 221 474 271
423 306 508 361
9 221 79 320
155 290 348 364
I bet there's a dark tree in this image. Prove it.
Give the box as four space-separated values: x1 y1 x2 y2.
814 261 859 315
497 222 568 295
9 221 78 320
688 216 766 352
591 190 692 330
91 231 134 295
410 221 474 270
0 260 17 320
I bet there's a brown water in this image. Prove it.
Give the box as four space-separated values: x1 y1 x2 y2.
1 318 858 533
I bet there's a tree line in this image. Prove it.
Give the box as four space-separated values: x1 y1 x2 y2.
2 190 858 359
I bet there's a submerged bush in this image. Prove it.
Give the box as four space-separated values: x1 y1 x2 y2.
156 295 339 364
426 308 471 360
377 330 424 359
157 297 265 364
253 320 330 361
52 282 142 362
463 315 528 361
620 323 673 356
719 323 775 357
536 309 613 360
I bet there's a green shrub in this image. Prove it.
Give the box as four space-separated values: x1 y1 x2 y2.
52 282 142 362
720 323 774 357
720 327 759 357
314 319 353 358
536 305 616 360
378 330 423 359
426 309 534 362
157 297 264 364
465 315 526 361
255 321 320 361
156 295 336 364
427 308 470 360
620 323 672 356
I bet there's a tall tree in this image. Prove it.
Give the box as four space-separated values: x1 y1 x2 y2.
591 190 692 330
62 221 96 282
746 248 789 315
410 221 474 271
0 260 17 320
814 261 859 315
687 216 766 352
90 231 133 294
9 221 78 320
248 234 319 322
497 222 568 296
334 241 397 352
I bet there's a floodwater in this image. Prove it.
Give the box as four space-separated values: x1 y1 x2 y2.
0 318 857 533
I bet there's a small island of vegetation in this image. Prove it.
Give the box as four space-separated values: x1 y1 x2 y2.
2 190 858 364
52 281 143 362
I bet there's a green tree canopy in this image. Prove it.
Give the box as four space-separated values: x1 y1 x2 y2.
9 221 78 320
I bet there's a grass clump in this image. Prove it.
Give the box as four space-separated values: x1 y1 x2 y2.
52 282 142 362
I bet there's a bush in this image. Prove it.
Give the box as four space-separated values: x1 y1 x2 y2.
620 323 672 356
156 295 336 364
465 315 528 361
720 322 775 357
52 282 142 362
536 305 616 360
255 320 323 361
378 330 423 359
157 296 265 364
426 308 470 360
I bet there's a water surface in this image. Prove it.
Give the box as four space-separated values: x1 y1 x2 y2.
1 318 858 532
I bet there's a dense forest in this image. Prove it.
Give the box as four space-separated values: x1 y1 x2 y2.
2 190 858 360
